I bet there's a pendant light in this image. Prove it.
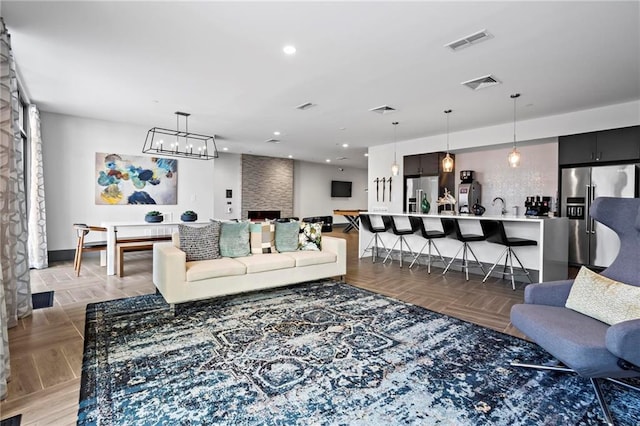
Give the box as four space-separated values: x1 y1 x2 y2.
143 111 218 160
390 121 400 176
508 93 521 168
442 109 454 173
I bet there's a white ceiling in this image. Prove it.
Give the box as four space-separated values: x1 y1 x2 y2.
4 1 639 169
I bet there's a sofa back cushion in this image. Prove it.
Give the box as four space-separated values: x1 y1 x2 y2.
275 221 299 252
219 221 251 258
178 221 221 261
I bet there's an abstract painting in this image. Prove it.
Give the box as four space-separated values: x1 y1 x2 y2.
95 153 177 205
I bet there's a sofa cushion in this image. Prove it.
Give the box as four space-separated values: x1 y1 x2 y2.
282 250 337 267
219 221 251 258
511 303 620 377
299 222 322 251
250 221 276 254
185 258 246 282
234 253 295 273
178 221 221 261
275 221 299 252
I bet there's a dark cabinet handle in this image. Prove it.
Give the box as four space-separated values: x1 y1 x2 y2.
597 152 602 161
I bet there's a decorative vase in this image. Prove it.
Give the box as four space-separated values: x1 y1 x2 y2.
472 203 486 216
145 214 163 223
181 213 198 222
421 194 430 214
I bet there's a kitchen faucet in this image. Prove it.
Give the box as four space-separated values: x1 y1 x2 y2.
492 197 507 215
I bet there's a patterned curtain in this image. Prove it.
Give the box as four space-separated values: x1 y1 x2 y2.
0 17 33 400
27 105 48 269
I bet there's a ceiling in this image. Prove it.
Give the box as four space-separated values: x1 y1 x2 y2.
4 1 639 169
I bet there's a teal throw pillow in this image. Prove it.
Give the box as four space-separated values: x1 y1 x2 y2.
219 221 251 258
275 221 299 252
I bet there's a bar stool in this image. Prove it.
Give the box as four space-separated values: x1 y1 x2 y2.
480 220 537 290
408 216 447 273
359 214 391 262
441 218 487 280
383 215 418 267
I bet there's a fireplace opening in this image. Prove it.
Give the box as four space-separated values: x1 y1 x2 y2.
248 210 281 221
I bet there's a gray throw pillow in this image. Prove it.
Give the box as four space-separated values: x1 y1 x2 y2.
275 221 300 252
219 221 251 257
178 221 221 261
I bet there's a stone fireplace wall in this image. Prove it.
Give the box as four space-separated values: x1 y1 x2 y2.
241 154 294 219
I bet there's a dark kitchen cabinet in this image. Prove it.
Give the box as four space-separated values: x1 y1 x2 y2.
596 126 640 162
558 132 596 165
403 155 422 176
403 153 446 176
559 126 640 165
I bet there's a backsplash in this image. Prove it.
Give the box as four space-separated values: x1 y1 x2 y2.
454 139 558 215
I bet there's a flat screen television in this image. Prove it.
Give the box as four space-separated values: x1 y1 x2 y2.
331 180 352 197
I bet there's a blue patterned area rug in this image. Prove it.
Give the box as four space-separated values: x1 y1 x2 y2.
78 280 639 425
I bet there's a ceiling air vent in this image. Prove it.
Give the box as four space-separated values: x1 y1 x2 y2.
335 157 348 161
265 138 280 144
369 105 397 115
461 74 501 91
296 102 316 110
445 29 492 51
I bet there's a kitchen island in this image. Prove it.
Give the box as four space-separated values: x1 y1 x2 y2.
359 212 569 282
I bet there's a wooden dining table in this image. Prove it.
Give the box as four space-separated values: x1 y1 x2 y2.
333 209 364 233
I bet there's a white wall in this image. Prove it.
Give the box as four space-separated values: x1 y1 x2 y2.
40 112 367 250
41 112 221 250
368 100 640 212
293 161 368 224
213 152 242 220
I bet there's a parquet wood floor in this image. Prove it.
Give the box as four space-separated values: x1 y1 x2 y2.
1 230 553 424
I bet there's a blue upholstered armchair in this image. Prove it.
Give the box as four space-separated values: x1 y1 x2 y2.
510 197 640 426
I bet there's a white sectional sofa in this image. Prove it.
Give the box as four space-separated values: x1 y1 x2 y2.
153 235 347 306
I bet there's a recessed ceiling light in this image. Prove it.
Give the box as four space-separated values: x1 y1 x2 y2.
222 147 229 151
288 155 293 159
274 131 281 136
283 45 296 55
325 159 331 163
342 143 349 148
364 153 369 157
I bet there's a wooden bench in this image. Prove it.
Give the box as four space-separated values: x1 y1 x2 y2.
116 238 170 277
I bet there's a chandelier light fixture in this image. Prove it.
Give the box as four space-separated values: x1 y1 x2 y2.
143 112 218 160
508 93 521 168
390 121 400 176
442 109 454 173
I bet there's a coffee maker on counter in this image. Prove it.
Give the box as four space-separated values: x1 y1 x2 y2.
458 170 482 214
525 195 552 216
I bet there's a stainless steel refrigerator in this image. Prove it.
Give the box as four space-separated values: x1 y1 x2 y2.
561 164 638 267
